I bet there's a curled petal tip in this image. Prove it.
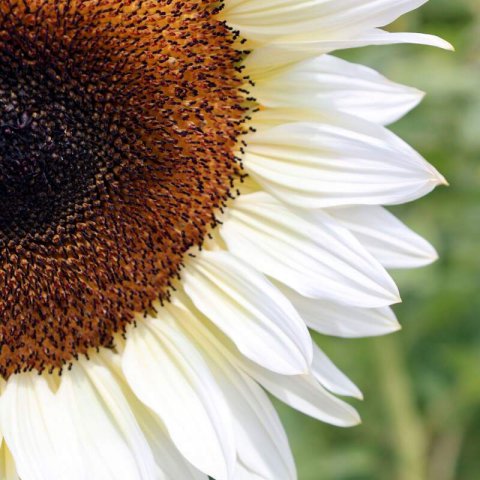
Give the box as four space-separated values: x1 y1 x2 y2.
440 175 450 187
432 36 455 51
445 41 455 52
435 173 449 187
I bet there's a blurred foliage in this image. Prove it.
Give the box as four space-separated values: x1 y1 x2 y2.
276 1 480 479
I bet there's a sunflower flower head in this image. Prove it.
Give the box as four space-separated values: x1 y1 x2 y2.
0 1 451 479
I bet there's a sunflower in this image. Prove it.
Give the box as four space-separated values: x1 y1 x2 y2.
0 1 451 479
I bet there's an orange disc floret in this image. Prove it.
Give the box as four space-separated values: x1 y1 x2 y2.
0 0 247 377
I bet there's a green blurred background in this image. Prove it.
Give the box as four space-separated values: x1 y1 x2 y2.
276 1 480 479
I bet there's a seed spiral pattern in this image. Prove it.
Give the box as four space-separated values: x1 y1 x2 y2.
0 0 247 377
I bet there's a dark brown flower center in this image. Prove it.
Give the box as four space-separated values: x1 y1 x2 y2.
0 0 246 377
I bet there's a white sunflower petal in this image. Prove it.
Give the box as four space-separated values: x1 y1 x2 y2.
99 350 208 480
122 319 236 480
223 0 430 43
312 344 362 399
0 443 19 480
164 301 296 480
126 397 208 480
170 295 359 428
245 30 452 77
244 120 445 208
221 192 399 307
0 374 63 480
253 54 424 125
328 205 438 268
183 250 313 374
57 363 154 480
279 282 400 338
210 359 296 480
219 363 296 477
240 356 360 427
75 358 157 479
352 29 454 50
234 461 269 480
